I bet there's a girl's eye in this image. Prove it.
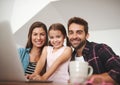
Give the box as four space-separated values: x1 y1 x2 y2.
49 36 53 39
56 36 61 38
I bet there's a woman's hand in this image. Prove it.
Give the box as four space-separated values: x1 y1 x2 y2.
25 74 31 79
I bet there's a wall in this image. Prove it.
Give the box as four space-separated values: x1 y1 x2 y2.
89 29 120 55
1 0 119 56
11 0 50 33
0 0 14 22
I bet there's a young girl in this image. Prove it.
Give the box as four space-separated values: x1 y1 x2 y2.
28 23 72 83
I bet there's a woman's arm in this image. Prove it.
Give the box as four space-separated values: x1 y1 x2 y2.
42 46 72 80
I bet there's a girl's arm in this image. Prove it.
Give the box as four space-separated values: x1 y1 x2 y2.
28 46 47 80
42 46 72 80
34 46 47 74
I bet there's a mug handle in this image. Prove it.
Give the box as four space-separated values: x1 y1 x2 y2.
88 66 93 77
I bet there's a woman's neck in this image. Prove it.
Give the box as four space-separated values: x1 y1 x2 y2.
31 47 41 55
29 47 42 62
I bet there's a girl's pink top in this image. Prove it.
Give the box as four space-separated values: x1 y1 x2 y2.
46 46 70 83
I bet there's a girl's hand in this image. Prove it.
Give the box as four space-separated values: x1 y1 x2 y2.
25 73 42 80
31 75 42 80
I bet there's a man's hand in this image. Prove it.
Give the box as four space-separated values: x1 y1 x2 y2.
87 73 116 84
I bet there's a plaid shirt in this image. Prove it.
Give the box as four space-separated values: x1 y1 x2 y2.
71 40 120 84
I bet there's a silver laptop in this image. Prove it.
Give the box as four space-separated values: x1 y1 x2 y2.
0 21 52 83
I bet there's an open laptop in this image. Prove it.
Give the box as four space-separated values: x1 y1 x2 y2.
0 21 52 83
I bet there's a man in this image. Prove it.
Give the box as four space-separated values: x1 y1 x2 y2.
67 17 120 84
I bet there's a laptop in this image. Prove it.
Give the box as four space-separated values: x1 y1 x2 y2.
0 21 52 83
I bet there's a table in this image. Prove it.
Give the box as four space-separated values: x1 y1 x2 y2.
0 82 69 85
0 81 116 85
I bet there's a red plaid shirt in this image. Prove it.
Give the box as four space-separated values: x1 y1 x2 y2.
71 40 120 84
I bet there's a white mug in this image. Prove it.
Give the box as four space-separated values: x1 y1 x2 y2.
69 61 93 84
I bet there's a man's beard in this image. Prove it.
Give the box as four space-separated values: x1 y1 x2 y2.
72 40 86 50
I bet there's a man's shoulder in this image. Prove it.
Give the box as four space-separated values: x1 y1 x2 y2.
89 41 108 48
88 41 113 54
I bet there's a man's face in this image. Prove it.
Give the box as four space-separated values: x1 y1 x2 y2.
68 23 88 49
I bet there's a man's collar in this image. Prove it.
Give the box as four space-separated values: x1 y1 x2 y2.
82 40 91 55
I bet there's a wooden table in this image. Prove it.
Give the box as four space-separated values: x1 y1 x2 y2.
0 82 69 85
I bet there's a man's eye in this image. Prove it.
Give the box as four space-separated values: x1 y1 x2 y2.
68 31 73 35
77 30 83 34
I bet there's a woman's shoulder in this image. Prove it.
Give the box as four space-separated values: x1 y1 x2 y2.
18 48 25 53
18 48 30 55
18 48 25 51
18 48 30 52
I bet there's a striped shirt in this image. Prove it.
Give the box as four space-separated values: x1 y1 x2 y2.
25 62 37 75
71 40 120 84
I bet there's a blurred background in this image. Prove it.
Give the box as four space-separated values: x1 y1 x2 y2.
0 0 120 55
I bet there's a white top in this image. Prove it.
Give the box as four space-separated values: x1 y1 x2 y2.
75 54 84 62
46 46 70 83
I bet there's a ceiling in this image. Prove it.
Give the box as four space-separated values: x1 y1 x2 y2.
14 0 120 46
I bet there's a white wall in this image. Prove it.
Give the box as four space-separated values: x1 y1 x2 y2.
11 0 50 33
1 0 119 56
89 29 120 55
0 0 14 22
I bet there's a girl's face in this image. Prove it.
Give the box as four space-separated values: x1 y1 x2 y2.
32 27 46 48
49 30 65 49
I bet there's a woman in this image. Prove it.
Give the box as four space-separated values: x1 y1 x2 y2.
18 21 48 76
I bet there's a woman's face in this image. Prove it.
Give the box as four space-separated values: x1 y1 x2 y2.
49 29 65 49
31 27 46 48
